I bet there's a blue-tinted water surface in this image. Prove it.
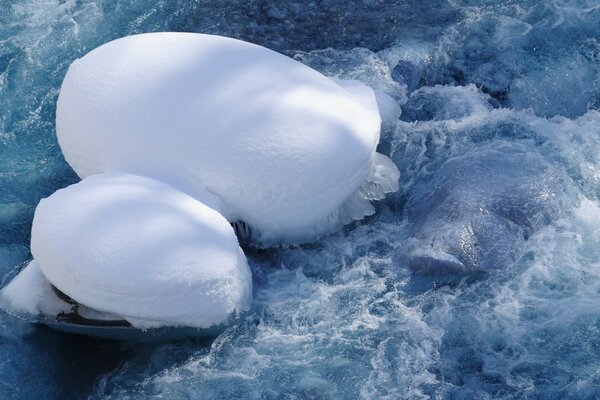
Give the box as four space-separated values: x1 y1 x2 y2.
2 1 600 399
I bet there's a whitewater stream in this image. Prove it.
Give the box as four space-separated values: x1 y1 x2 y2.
1 1 600 398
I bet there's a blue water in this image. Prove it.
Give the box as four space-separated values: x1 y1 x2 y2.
2 1 600 398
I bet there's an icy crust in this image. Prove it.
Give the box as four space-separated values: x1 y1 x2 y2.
30 173 253 329
235 152 399 245
56 32 395 245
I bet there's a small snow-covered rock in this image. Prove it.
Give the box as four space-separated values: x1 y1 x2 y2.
30 173 252 329
0 260 70 317
56 32 398 245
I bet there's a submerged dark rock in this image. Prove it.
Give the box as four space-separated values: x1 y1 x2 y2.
396 143 573 275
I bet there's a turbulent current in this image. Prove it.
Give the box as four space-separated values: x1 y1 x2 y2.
1 1 600 398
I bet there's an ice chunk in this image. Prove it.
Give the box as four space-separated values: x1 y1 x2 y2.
29 173 252 329
56 32 398 246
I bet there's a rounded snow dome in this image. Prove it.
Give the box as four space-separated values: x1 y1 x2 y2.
56 32 398 245
30 173 252 329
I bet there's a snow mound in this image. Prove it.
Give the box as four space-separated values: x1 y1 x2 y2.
30 173 252 329
0 260 70 317
56 32 398 245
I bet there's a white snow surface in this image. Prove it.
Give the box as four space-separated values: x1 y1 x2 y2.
30 173 253 329
0 260 70 317
56 32 398 245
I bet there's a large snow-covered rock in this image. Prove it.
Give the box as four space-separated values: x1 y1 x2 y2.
29 173 252 329
56 32 398 245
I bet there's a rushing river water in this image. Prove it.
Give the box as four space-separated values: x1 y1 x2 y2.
2 1 600 399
